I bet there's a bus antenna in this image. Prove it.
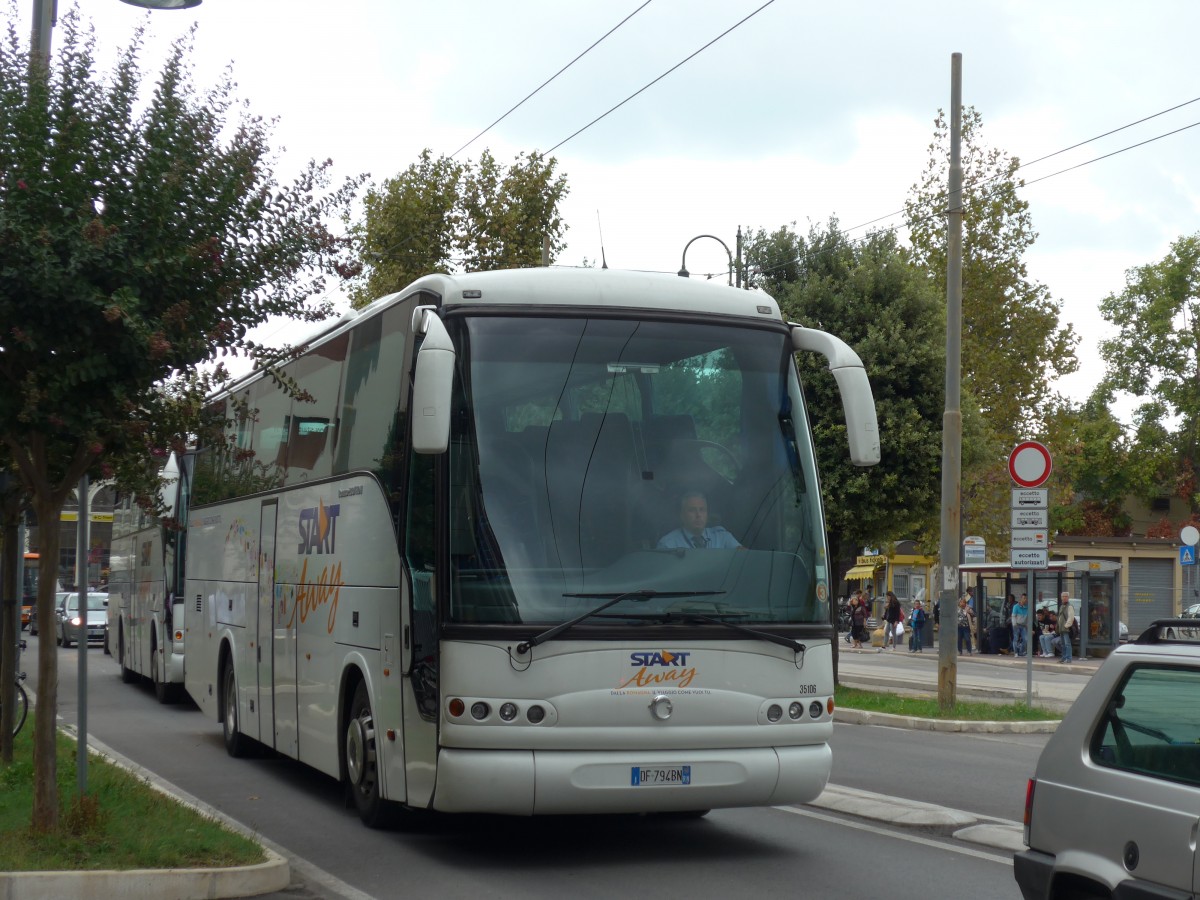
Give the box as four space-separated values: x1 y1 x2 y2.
596 211 608 269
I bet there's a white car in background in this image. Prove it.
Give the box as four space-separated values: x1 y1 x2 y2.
56 592 109 648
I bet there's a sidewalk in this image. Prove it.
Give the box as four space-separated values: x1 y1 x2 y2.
836 639 1102 715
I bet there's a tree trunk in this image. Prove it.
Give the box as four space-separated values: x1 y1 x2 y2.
31 495 61 833
1 508 19 764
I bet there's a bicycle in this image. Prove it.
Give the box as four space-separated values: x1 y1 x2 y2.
3 639 29 737
4 672 29 737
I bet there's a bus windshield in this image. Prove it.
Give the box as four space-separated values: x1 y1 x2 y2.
446 315 827 628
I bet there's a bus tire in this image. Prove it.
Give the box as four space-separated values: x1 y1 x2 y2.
152 635 179 704
345 680 395 828
118 627 137 684
221 660 248 758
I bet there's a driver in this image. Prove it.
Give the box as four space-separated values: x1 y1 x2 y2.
657 490 742 550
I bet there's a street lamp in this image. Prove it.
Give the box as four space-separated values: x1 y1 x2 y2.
33 0 202 60
26 0 202 799
678 234 734 286
119 0 202 7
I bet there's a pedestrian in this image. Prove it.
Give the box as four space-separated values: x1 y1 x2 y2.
957 595 976 655
879 591 903 651
1057 592 1075 664
909 599 927 653
965 586 976 612
1037 606 1058 657
1002 593 1017 653
1012 593 1030 657
850 591 869 649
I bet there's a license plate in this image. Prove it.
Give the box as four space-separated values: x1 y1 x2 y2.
631 765 691 786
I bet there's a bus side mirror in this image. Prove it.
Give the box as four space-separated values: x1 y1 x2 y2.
790 326 880 466
411 306 455 455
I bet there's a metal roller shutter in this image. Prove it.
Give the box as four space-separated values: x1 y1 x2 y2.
1126 558 1174 637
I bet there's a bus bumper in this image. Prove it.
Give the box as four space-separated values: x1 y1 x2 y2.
431 744 830 815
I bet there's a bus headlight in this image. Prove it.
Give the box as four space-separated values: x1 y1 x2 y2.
526 705 546 724
766 704 783 723
498 702 518 721
788 702 804 720
470 701 490 720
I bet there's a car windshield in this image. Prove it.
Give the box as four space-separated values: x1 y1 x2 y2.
67 594 108 612
434 315 828 627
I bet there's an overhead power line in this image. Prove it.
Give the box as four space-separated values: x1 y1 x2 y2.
740 113 1200 284
450 0 655 159
834 95 1200 245
546 0 778 154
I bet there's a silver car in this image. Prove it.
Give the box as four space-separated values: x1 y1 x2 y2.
56 592 109 648
1014 617 1200 898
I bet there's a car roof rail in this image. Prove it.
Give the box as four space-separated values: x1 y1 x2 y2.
1134 618 1200 644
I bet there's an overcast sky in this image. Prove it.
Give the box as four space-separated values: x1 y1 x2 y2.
71 0 1200 410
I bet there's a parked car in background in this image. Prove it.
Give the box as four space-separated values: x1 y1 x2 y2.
56 592 109 648
1185 601 1200 618
1015 618 1200 899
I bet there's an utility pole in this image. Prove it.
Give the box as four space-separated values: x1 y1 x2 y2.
938 53 964 712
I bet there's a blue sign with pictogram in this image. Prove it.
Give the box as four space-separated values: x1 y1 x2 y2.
1181 546 1196 566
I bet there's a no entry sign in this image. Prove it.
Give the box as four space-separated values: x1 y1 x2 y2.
1008 441 1053 488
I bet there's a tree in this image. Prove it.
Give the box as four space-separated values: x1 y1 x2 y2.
1098 233 1200 517
347 148 569 308
906 106 1079 555
0 10 362 830
745 221 946 578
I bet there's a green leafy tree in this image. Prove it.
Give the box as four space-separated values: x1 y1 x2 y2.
1098 233 1200 516
1040 394 1151 537
0 10 361 830
348 148 569 307
906 107 1078 444
745 221 946 579
906 106 1078 554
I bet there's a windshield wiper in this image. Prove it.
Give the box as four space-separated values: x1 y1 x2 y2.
668 611 806 654
514 589 724 654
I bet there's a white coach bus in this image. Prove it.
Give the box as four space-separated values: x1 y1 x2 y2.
183 267 879 827
108 452 193 703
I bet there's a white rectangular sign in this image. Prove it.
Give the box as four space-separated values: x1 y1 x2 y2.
1011 528 1048 549
1011 548 1049 569
1012 507 1049 529
1012 488 1049 509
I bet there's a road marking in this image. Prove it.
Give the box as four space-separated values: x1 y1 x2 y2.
774 805 1015 867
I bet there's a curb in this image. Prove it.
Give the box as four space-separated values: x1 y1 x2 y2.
807 783 1025 850
0 850 290 900
834 705 1060 733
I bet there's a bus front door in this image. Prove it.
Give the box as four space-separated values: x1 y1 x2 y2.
256 501 277 747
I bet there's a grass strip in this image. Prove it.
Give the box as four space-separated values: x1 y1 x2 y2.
0 720 265 872
835 685 1061 721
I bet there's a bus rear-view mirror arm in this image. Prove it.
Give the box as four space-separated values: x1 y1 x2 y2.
790 326 880 467
412 306 456 454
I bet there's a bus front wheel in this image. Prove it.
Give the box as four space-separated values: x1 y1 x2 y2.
345 680 395 828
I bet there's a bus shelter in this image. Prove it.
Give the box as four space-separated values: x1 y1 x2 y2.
958 560 1123 658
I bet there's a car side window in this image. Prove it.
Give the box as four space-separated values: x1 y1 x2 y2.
1091 665 1200 787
